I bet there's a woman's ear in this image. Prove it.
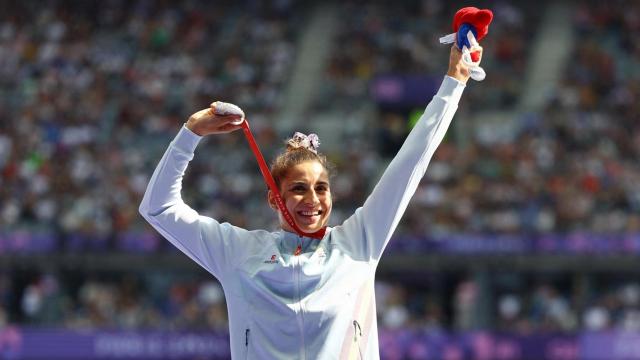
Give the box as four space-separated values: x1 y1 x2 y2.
267 190 278 211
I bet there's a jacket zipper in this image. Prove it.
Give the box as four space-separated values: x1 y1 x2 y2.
244 328 250 359
294 238 306 359
353 320 363 359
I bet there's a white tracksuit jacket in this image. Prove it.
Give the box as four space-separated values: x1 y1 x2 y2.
139 76 465 359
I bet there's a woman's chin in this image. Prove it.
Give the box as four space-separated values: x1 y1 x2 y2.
283 213 329 234
293 215 322 232
298 224 321 233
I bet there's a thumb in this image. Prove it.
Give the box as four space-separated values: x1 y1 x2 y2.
211 101 245 118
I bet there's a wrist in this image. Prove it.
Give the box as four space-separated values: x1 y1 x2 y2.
186 119 205 136
447 66 470 84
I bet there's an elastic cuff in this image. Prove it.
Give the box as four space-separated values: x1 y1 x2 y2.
436 76 466 104
172 124 203 153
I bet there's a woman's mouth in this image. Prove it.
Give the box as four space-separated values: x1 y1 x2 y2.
296 210 323 224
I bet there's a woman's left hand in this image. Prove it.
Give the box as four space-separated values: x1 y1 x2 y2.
447 44 482 84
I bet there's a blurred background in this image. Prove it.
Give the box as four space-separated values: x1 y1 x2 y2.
0 0 639 359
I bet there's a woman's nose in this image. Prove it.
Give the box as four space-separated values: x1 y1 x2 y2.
304 190 320 205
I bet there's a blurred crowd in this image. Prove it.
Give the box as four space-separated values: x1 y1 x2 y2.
0 0 302 245
2 0 635 250
1 0 639 337
397 0 640 236
4 270 640 334
1 0 635 250
378 276 640 334
1 271 228 331
319 0 535 112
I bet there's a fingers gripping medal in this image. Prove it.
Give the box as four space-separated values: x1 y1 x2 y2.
212 101 326 240
439 7 493 81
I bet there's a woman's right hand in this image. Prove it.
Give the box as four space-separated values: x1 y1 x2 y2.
185 104 244 136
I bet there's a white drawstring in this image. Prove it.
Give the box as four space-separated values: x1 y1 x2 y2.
462 32 486 81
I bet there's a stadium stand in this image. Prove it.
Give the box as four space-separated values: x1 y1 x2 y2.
1 0 639 358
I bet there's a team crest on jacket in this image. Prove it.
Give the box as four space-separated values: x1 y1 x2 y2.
263 254 278 264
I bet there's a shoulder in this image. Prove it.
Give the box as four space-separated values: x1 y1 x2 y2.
223 224 278 248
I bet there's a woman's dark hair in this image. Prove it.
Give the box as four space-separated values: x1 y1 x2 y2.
270 136 335 189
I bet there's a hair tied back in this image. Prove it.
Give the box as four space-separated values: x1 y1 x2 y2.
287 132 320 154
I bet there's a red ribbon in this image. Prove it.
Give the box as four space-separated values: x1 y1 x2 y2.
241 120 326 240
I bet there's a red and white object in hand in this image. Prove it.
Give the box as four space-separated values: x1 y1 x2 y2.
439 7 493 81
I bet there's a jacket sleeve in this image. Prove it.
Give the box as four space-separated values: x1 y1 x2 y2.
138 125 250 280
331 76 466 262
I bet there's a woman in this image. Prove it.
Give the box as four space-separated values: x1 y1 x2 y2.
139 45 477 359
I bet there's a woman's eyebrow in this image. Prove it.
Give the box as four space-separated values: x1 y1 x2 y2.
289 181 308 186
288 180 329 186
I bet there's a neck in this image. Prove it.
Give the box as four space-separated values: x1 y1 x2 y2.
281 227 327 239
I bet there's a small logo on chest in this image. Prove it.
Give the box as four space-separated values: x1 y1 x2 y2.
263 254 278 264
316 247 326 258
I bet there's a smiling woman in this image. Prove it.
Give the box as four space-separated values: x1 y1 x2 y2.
139 44 476 359
268 139 334 234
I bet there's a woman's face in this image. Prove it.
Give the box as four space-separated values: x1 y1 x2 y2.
268 160 332 233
